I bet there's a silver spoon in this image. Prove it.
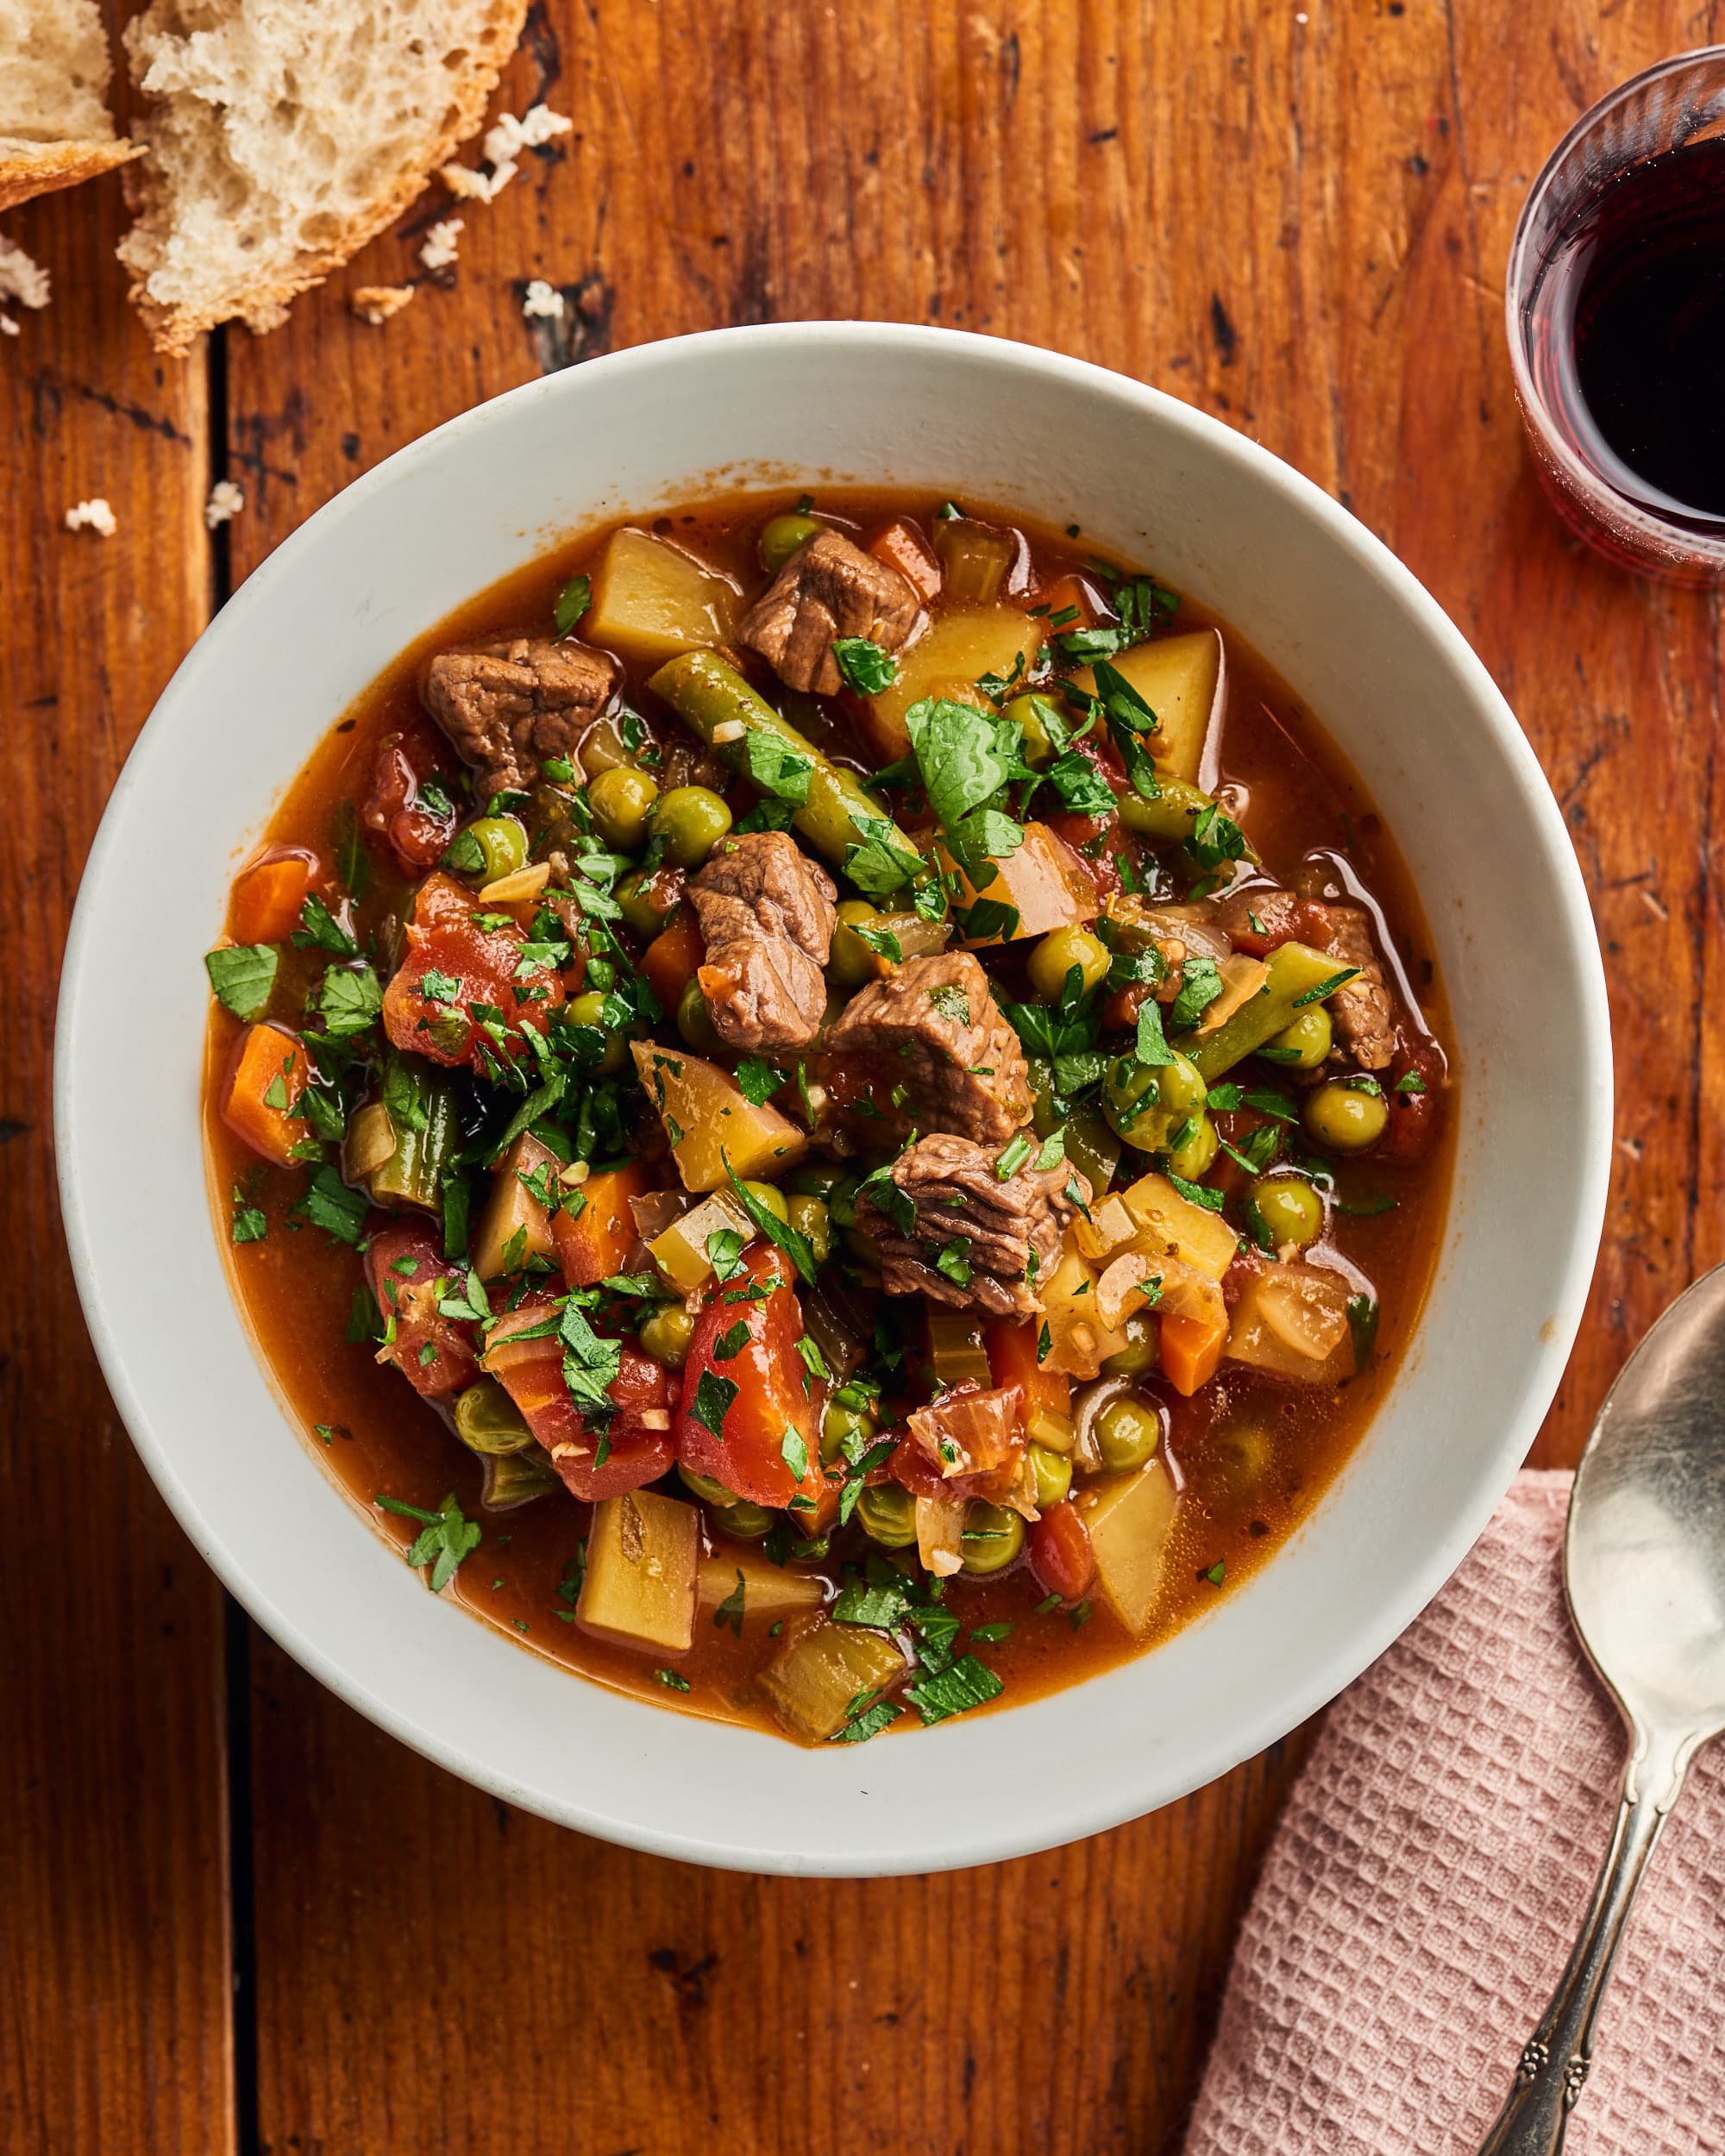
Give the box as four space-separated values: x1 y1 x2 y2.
1477 1262 1725 2153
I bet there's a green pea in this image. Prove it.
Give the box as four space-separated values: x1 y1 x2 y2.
1102 1048 1208 1153
1026 924 1110 1003
758 511 824 574
1006 691 1061 770
827 1175 862 1230
1101 1312 1158 1379
1166 1112 1218 1180
617 870 681 940
742 1179 789 1223
567 989 627 1075
1302 1077 1389 1153
587 764 659 851
452 1377 533 1456
828 897 883 988
856 1482 918 1548
678 1463 740 1507
787 1194 831 1266
715 1500 774 1541
1264 1004 1333 1070
1029 1444 1072 1507
651 784 733 868
638 1305 696 1369
821 1397 877 1463
789 1165 845 1200
961 1500 1026 1576
459 815 529 886
1249 1175 1324 1251
1096 1395 1162 1473
676 976 725 1055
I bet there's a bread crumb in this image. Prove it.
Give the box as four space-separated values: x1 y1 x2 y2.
66 498 117 538
204 479 245 530
419 219 464 273
522 279 564 320
0 235 51 312
441 104 573 205
352 284 417 326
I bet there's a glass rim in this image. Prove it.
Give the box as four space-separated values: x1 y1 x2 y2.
1504 44 1725 564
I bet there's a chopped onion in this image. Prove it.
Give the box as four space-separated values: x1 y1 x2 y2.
915 1490 966 1576
804 1282 868 1382
629 1188 688 1243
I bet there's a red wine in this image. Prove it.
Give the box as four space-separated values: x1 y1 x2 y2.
1526 135 1725 530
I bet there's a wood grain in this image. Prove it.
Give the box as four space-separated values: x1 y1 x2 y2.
11 0 1721 2149
0 14 232 2150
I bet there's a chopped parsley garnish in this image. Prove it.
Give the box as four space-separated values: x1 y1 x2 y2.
933 1238 974 1288
1167 957 1224 1032
204 943 279 1021
374 1490 480 1593
780 1426 811 1481
905 1652 1004 1727
1293 967 1359 1009
831 636 897 694
1135 998 1175 1067
843 815 925 903
1166 1171 1226 1213
229 1188 267 1243
831 1690 902 1744
1396 1070 1428 1094
317 962 384 1037
292 895 359 956
557 1300 624 1424
723 1156 819 1286
712 1318 750 1361
690 1369 739 1439
654 1668 692 1693
1204 1559 1226 1586
994 1131 1033 1179
554 573 592 637
713 1569 746 1636
735 1056 787 1106
1346 1292 1380 1367
741 727 815 805
294 1164 369 1245
929 981 972 1027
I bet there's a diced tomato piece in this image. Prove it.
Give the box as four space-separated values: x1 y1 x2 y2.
1101 980 1152 1031
550 1161 654 1288
382 870 564 1071
1029 1501 1096 1603
1377 1032 1446 1165
1158 1306 1226 1396
985 1319 1071 1431
1218 887 1332 959
362 732 457 871
220 1022 309 1167
229 848 317 945
365 1220 482 1398
486 1299 675 1499
866 517 941 604
674 1244 824 1510
640 909 706 1016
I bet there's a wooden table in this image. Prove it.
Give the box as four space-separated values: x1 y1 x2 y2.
4 3 1711 2148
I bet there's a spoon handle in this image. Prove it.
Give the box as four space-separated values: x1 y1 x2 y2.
1475 1755 1679 2154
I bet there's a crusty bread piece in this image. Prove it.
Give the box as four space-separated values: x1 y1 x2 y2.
118 0 529 356
0 0 141 213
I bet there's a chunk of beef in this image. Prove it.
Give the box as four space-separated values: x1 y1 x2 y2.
856 1132 1088 1317
423 637 617 802
687 832 837 1053
1320 905 1396 1070
738 530 920 696
823 951 1032 1149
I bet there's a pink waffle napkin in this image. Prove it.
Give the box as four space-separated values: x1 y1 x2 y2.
1182 1470 1725 2155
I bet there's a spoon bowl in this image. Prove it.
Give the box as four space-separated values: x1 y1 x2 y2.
1479 1261 1725 2154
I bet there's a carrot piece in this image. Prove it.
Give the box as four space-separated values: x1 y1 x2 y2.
866 518 942 605
1036 573 1098 632
551 1159 656 1288
1158 1307 1226 1397
221 1023 308 1168
986 1317 1072 1429
640 909 706 1015
229 849 317 945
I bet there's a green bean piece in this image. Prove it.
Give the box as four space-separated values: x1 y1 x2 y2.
453 1377 535 1456
1063 1110 1121 1199
481 1444 561 1509
587 764 659 851
960 1500 1026 1576
1302 1077 1389 1153
828 898 884 989
647 652 924 882
1176 939 1356 1082
715 1499 775 1541
367 1060 458 1212
1114 774 1236 848
651 784 733 868
856 1482 918 1548
758 511 824 574
678 1463 740 1507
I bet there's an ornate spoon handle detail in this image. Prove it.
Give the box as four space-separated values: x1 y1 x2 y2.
1475 1745 1684 2156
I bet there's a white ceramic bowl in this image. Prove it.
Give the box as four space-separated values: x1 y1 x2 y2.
57 325 1610 1875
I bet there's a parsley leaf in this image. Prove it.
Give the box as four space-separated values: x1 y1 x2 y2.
905 1652 1003 1727
929 981 972 1027
1187 800 1249 871
691 1369 739 1439
375 1489 480 1593
1168 957 1224 1032
204 943 279 1021
712 1318 750 1361
557 1300 624 1424
295 1164 368 1245
230 1190 267 1243
724 1156 819 1286
1166 1170 1226 1213
735 1056 787 1106
831 636 897 694
780 1426 811 1481
906 696 1026 836
1294 967 1359 1010
317 962 384 1038
831 1690 903 1743
1135 998 1175 1067
713 1568 746 1636
1044 749 1117 818
741 727 815 805
1347 1292 1380 1368
292 895 358 956
554 573 592 638
843 816 925 903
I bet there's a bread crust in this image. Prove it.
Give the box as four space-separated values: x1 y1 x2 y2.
119 0 531 355
0 137 141 214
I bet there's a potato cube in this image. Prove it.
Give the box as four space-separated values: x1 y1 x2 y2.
578 1489 698 1653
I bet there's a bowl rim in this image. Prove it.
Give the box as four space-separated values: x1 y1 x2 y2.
56 321 1612 1871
